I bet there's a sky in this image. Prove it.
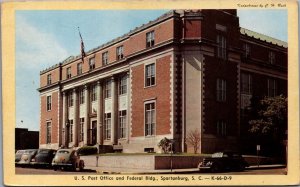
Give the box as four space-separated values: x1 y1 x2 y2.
15 9 288 131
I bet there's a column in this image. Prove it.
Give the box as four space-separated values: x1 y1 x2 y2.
111 76 117 144
62 92 67 147
96 80 103 145
84 85 89 145
73 88 78 146
126 72 130 142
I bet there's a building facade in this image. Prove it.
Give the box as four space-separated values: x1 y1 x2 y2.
15 128 39 150
38 10 287 153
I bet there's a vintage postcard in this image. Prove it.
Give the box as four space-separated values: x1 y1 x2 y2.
2 0 299 186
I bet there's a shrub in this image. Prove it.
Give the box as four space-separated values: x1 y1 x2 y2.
158 137 171 153
77 146 98 155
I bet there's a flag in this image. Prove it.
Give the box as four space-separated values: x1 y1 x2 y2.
78 27 86 63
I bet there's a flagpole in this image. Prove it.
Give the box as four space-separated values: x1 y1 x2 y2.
78 27 86 63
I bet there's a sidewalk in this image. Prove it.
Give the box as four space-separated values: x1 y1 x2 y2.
85 164 286 174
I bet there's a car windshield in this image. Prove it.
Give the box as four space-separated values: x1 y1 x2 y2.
58 150 70 154
16 150 24 154
38 150 51 154
211 152 223 158
24 150 35 154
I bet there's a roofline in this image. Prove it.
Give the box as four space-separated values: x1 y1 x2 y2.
240 27 287 48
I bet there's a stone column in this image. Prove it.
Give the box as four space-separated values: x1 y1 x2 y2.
84 85 89 145
126 72 130 141
73 88 78 146
62 92 67 147
111 76 117 144
96 80 103 145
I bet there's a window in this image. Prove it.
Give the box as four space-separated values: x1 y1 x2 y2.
46 95 52 111
217 34 227 59
116 46 124 60
216 79 227 102
268 78 277 97
119 75 127 95
104 113 111 140
77 62 83 75
269 51 275 64
241 73 252 94
89 57 95 70
79 118 84 142
216 120 227 136
243 43 250 58
47 74 52 85
105 80 112 98
79 89 85 104
145 63 155 87
69 120 73 142
102 51 108 65
66 67 72 79
145 102 155 136
46 122 51 144
119 110 127 138
90 85 97 102
67 92 74 107
146 31 155 47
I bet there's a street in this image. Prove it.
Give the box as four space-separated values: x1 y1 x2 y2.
15 167 286 175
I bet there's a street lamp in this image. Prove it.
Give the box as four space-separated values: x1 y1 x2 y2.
169 139 175 172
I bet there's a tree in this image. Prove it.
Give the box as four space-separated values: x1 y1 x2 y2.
158 137 171 153
186 129 201 154
249 95 287 135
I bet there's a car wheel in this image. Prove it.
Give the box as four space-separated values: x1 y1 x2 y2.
53 166 57 171
238 163 245 171
211 164 220 173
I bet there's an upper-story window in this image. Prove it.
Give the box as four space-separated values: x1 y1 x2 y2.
105 79 112 99
66 67 72 79
90 84 97 102
241 73 252 94
79 89 85 104
269 51 275 64
243 43 251 58
216 78 227 102
217 34 227 59
77 62 83 75
146 31 155 48
102 51 108 65
89 57 95 70
67 92 74 107
47 74 52 85
46 95 52 111
145 63 155 87
267 78 277 97
116 46 124 60
119 75 127 95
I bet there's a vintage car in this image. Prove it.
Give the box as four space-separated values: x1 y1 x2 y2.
52 149 84 171
15 150 25 165
198 151 249 172
17 149 38 167
30 149 57 168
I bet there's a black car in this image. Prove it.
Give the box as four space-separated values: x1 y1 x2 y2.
30 149 57 168
198 151 249 172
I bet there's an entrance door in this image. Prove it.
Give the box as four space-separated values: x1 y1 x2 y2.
90 120 97 145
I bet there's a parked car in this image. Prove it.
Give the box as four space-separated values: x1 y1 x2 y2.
15 150 25 165
52 149 84 171
17 149 38 167
30 149 57 168
198 151 249 172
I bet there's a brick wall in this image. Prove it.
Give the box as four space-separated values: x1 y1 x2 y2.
40 91 59 144
131 55 172 137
